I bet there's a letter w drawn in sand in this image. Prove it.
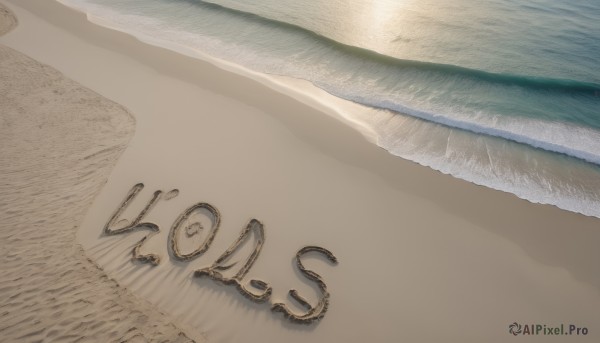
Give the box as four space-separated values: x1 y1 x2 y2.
103 183 168 265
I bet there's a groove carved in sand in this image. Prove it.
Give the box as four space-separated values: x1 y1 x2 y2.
103 183 162 265
102 183 338 324
169 203 221 261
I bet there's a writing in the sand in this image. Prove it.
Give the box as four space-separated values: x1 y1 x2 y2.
103 183 337 325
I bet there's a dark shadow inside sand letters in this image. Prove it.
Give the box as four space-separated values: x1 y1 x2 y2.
102 183 338 325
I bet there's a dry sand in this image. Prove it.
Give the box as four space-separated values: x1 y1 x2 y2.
0 4 197 342
1 0 599 342
0 2 16 35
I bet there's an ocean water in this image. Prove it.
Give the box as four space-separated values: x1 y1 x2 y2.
59 0 600 217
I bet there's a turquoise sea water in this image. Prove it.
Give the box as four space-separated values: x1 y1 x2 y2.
59 0 600 216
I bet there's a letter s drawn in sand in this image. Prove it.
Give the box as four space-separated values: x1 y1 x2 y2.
271 246 338 324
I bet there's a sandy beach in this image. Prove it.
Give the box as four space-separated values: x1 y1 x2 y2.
1 0 599 342
0 3 195 341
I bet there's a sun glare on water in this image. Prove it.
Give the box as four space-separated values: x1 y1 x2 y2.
356 0 413 52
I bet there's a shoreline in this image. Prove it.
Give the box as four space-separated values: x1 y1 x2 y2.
57 0 600 221
2 0 599 342
56 0 600 220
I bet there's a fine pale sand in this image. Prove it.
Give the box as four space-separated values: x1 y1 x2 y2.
0 4 197 342
1 1 599 342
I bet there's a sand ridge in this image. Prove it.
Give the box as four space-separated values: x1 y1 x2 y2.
0 2 16 35
0 41 199 342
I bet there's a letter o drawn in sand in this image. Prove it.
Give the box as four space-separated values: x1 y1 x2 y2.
169 203 221 261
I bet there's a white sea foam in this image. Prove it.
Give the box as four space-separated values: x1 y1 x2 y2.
330 89 600 165
56 0 600 218
368 109 600 218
